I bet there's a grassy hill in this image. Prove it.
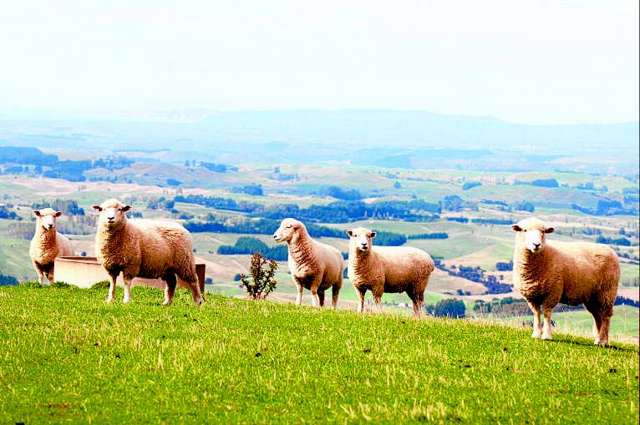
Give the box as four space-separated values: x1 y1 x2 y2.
0 285 637 424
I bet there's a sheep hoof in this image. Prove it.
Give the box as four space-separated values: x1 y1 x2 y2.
122 298 131 304
105 297 114 304
531 331 541 339
162 299 172 306
594 339 607 346
541 334 553 340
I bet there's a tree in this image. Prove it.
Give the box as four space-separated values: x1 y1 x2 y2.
240 253 279 300
428 299 466 318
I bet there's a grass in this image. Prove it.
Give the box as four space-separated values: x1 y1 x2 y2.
0 285 638 424
487 306 639 343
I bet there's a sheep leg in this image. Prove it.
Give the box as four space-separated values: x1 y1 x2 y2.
596 305 613 346
356 287 366 313
541 307 554 340
122 274 134 304
293 279 304 305
106 272 118 303
585 301 603 345
187 280 204 306
331 284 340 310
163 273 177 306
527 302 543 338
33 261 45 285
317 290 326 308
46 269 55 284
409 291 424 318
597 315 611 346
372 288 384 314
310 287 321 308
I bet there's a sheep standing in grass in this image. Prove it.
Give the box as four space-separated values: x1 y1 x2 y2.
512 217 619 345
29 208 74 284
92 199 203 305
346 227 434 317
273 218 344 308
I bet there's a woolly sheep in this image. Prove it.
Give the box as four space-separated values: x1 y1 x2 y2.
346 227 434 317
273 218 344 308
92 199 203 306
512 217 619 345
29 208 74 284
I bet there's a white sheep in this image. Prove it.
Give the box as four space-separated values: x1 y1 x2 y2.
273 218 344 308
92 199 203 305
512 217 620 345
29 208 74 284
346 227 434 316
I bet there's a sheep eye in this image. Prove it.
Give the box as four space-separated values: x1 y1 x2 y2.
286 225 292 229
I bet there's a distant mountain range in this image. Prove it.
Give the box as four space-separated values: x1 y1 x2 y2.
0 110 637 170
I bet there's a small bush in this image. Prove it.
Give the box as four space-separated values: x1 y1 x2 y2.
91 280 111 290
50 281 72 289
240 253 279 300
20 280 43 288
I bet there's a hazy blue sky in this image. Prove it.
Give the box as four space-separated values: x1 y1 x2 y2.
1 0 638 124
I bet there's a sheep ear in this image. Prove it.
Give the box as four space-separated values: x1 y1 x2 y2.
92 205 103 212
346 230 354 238
121 205 132 212
512 224 522 232
54 211 63 218
370 231 377 238
544 227 554 234
33 210 41 217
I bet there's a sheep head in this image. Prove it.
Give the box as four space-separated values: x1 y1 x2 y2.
512 217 554 253
33 208 62 232
92 199 131 230
273 218 305 243
346 227 377 253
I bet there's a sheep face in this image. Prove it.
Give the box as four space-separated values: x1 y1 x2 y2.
92 199 131 230
346 227 377 253
512 218 554 253
273 218 303 243
33 208 62 232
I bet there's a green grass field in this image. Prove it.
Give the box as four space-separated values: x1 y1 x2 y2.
1 285 638 424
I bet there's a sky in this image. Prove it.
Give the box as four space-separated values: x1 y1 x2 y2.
0 0 638 125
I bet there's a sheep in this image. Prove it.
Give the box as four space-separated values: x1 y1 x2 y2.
92 199 203 306
346 227 434 317
273 218 344 308
29 208 74 284
512 217 620 345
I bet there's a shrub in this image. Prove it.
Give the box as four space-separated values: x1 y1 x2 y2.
530 178 559 188
232 184 264 196
217 237 288 261
20 280 43 288
90 280 111 290
408 232 449 240
427 299 466 318
512 201 535 212
462 181 481 191
496 261 513 271
0 273 18 286
240 253 279 300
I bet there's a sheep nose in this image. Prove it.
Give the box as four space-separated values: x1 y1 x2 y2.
533 242 541 249
273 234 278 239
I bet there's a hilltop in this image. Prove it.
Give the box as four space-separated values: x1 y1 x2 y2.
0 285 638 424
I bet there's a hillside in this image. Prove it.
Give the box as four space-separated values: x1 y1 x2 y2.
1 285 638 424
